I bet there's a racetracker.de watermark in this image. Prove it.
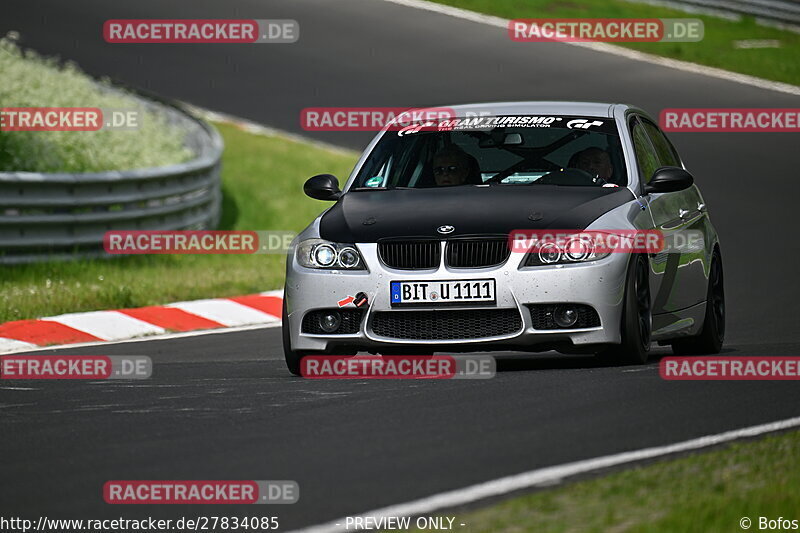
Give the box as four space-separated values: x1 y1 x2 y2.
301 355 496 379
1 356 151 380
104 480 298 504
0 107 142 131
509 229 704 255
103 231 296 254
509 18 703 42
660 108 800 132
103 19 298 43
0 516 280 532
300 107 456 131
660 357 800 380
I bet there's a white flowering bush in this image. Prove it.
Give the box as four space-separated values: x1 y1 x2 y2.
0 37 192 172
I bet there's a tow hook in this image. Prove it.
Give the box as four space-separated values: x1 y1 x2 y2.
353 292 369 308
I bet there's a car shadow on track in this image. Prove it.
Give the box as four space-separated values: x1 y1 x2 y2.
490 344 739 373
493 352 605 372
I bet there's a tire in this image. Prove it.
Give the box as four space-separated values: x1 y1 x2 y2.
671 249 725 355
282 299 303 376
597 254 652 365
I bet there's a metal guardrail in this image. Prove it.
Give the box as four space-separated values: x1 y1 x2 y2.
0 90 223 264
646 0 800 26
691 0 800 25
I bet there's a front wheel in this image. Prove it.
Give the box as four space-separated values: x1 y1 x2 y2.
671 249 725 355
596 254 652 365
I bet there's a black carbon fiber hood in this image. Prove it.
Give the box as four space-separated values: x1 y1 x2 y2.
318 185 633 242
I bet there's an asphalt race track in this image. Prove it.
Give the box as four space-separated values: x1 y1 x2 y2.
4 332 800 530
2 0 800 530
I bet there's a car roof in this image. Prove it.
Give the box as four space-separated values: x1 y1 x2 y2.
436 101 623 119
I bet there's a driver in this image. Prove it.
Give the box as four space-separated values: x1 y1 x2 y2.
431 146 481 186
572 147 615 182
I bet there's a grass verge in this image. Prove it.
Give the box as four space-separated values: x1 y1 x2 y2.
405 429 800 532
429 0 800 87
0 37 191 172
0 122 358 323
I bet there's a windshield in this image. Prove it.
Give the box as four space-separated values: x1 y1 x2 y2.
353 115 627 189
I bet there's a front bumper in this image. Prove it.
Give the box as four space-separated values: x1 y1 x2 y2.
284 244 629 352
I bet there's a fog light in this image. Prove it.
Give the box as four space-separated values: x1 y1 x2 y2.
553 306 578 328
319 312 341 333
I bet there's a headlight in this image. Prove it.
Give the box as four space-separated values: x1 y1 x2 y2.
297 239 366 270
564 236 593 262
524 235 610 267
313 244 337 267
337 247 361 268
538 242 561 264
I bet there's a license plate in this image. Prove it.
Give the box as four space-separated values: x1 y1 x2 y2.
390 279 496 306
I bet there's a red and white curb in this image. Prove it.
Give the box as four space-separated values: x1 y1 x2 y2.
0 290 283 354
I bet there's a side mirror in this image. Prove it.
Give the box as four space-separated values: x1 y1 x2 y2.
644 167 694 194
304 174 342 201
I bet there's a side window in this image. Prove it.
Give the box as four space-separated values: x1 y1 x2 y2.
357 135 427 187
630 118 659 183
642 120 681 168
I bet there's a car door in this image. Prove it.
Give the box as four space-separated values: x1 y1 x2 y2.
632 115 707 314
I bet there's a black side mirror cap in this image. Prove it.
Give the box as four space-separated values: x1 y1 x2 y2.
644 167 694 194
304 174 342 201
